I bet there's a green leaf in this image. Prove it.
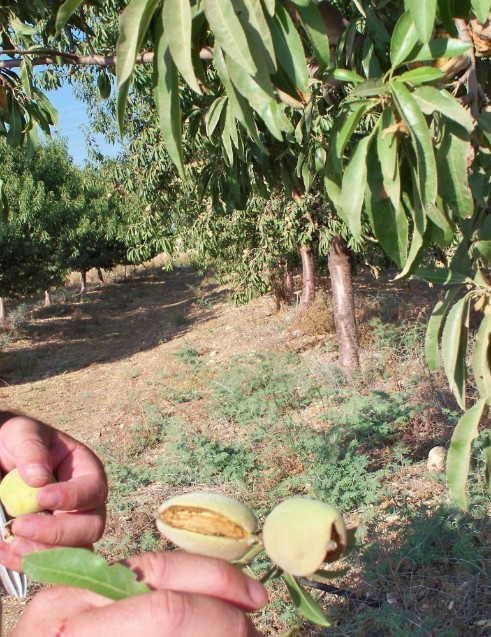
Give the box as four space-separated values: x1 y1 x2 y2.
6 100 23 147
396 66 445 85
330 102 370 174
408 0 437 42
204 0 257 75
225 52 291 140
153 11 186 179
23 548 151 601
214 46 262 145
235 0 277 74
392 81 437 207
376 107 400 211
473 313 491 402
352 78 388 98
395 190 429 279
205 95 227 137
414 267 468 285
442 295 470 410
32 88 59 129
471 0 491 23
163 0 202 94
437 0 458 37
332 69 364 84
425 288 461 370
447 399 487 510
19 59 32 99
390 10 420 67
436 120 473 218
55 0 85 32
412 86 473 132
116 0 159 136
426 201 454 243
294 3 331 70
267 3 309 93
365 146 407 269
341 136 371 241
283 573 331 628
409 38 472 63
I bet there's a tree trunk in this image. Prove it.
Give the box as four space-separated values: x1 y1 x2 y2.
80 271 87 295
284 263 294 304
328 236 360 370
299 244 315 308
44 290 52 307
0 297 6 330
97 268 105 284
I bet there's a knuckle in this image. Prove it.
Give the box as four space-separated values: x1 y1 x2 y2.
151 590 188 634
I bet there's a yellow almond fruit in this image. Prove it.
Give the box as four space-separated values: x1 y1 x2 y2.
0 468 51 518
156 492 258 561
262 496 347 576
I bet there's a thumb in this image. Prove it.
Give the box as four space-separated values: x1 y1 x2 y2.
0 417 53 487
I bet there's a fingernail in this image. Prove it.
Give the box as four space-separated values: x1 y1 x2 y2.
37 489 61 510
247 580 268 607
23 464 52 485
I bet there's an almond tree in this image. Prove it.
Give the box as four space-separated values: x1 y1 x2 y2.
1 0 491 506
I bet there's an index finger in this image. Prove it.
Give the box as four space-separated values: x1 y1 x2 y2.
122 552 268 612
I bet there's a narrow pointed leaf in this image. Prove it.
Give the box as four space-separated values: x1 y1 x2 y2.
55 0 85 32
214 46 262 145
414 268 468 285
330 102 370 174
163 0 202 94
408 0 437 42
204 0 256 75
413 86 473 132
116 0 159 135
153 12 185 179
436 120 473 218
395 192 428 279
396 67 445 85
473 313 491 401
225 51 291 139
424 288 461 370
376 107 400 210
390 10 420 67
267 3 309 92
235 0 276 74
441 295 470 410
6 101 22 147
471 0 491 23
409 39 471 63
283 573 331 628
23 548 150 601
447 399 486 509
341 136 370 241
392 81 437 207
365 146 407 268
295 3 331 70
332 69 364 83
205 95 227 137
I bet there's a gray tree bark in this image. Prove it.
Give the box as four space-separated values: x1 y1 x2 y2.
300 244 316 308
328 236 360 369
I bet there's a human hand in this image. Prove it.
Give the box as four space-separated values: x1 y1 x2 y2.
12 551 268 636
0 414 107 571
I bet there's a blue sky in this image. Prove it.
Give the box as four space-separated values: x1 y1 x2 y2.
47 83 120 165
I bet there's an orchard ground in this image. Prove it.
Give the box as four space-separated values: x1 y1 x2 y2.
0 259 490 637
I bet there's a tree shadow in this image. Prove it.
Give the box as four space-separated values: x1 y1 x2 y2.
313 499 491 637
0 265 228 385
